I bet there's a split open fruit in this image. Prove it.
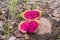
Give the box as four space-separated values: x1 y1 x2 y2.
18 21 39 33
23 10 42 20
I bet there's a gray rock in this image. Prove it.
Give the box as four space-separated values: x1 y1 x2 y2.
48 8 60 21
37 17 52 35
0 21 3 28
20 38 25 40
0 21 4 35
56 39 60 40
9 36 16 40
0 35 5 40
0 30 4 35
14 30 25 38
29 0 41 1
15 38 21 40
1 2 7 8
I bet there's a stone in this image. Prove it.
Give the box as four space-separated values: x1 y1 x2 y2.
14 30 25 38
20 38 25 40
49 9 60 21
0 15 5 21
15 38 20 40
0 21 4 35
9 36 16 40
25 34 30 40
0 21 3 28
0 35 5 40
37 17 52 34
56 39 60 40
0 30 4 35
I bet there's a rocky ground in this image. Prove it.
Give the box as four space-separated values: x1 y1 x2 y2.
0 0 60 40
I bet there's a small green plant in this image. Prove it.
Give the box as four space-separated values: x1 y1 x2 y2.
58 35 60 39
35 1 39 5
4 22 10 40
42 0 45 3
8 0 18 19
24 0 28 2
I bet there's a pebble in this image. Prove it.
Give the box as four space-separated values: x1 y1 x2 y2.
0 35 5 40
0 21 3 28
49 9 60 21
9 36 16 40
14 30 25 38
0 21 4 35
20 38 24 40
56 39 60 40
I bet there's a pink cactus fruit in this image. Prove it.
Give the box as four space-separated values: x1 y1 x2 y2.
18 21 39 33
29 21 39 33
18 21 29 33
23 10 42 20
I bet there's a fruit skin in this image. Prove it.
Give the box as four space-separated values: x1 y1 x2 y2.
18 20 40 33
18 21 29 33
22 9 42 21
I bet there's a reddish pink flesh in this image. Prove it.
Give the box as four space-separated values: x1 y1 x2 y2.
19 21 38 33
19 22 29 32
29 21 39 33
24 10 40 20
